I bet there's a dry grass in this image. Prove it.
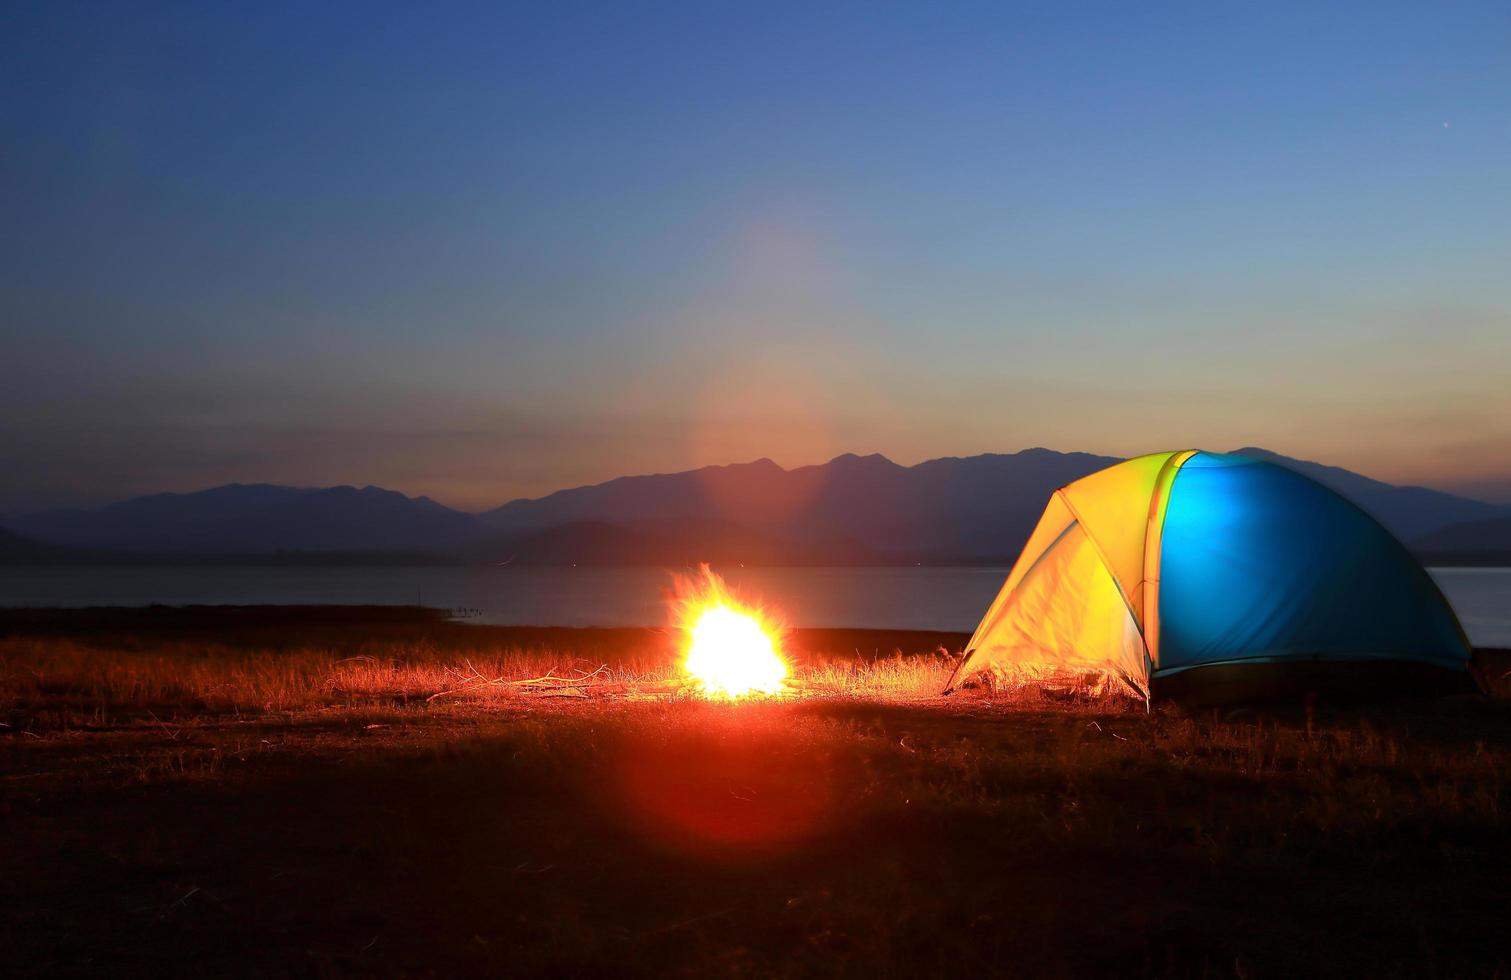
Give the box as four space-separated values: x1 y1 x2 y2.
0 633 964 730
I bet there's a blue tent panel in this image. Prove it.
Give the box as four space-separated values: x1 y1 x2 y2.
1156 453 1468 675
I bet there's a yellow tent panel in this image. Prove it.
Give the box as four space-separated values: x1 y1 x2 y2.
1058 451 1181 629
964 520 1147 695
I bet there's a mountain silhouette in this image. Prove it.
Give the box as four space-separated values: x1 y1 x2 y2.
11 484 310 550
2 448 1500 564
0 527 80 562
6 484 482 554
482 449 1120 558
1412 514 1511 565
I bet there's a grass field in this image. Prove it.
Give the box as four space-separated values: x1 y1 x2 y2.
3 606 1510 978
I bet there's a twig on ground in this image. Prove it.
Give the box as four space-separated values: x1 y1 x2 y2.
425 661 675 702
639 906 738 939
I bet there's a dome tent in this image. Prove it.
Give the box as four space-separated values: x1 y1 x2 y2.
945 451 1472 703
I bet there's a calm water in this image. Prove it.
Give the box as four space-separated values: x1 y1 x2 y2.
1 565 1509 647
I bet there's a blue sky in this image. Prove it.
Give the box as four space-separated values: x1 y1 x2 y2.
3 1 1509 511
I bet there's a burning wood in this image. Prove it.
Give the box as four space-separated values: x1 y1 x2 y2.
671 565 789 698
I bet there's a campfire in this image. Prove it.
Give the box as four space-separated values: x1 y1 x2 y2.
673 565 788 698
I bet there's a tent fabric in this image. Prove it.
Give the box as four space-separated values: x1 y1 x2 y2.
965 494 1076 655
1139 449 1197 662
1157 453 1468 673
949 451 1471 700
965 520 1148 694
1058 449 1183 631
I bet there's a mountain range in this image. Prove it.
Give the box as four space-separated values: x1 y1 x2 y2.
2 448 1506 565
7 484 480 554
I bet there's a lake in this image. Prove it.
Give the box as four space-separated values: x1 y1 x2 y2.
1 564 1509 648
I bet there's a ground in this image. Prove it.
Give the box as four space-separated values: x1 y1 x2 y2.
3 607 1509 978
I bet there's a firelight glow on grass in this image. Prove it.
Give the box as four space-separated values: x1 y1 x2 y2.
673 565 789 698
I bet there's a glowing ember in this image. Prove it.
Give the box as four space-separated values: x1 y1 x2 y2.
673 565 788 698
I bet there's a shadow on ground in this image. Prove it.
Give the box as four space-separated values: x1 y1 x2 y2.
5 693 1510 978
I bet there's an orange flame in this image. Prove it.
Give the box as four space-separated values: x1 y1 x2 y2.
671 565 788 698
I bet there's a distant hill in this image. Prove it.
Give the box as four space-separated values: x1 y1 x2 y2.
10 484 311 550
4 447 1499 565
1412 514 1511 565
4 483 482 554
0 527 80 563
482 449 1120 559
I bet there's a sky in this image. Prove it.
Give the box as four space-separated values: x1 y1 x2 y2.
3 0 1510 513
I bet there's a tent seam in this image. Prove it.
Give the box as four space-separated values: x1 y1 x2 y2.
944 515 1081 692
1141 449 1198 671
1053 491 1149 653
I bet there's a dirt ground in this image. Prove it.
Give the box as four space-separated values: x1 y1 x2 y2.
3 607 1509 978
